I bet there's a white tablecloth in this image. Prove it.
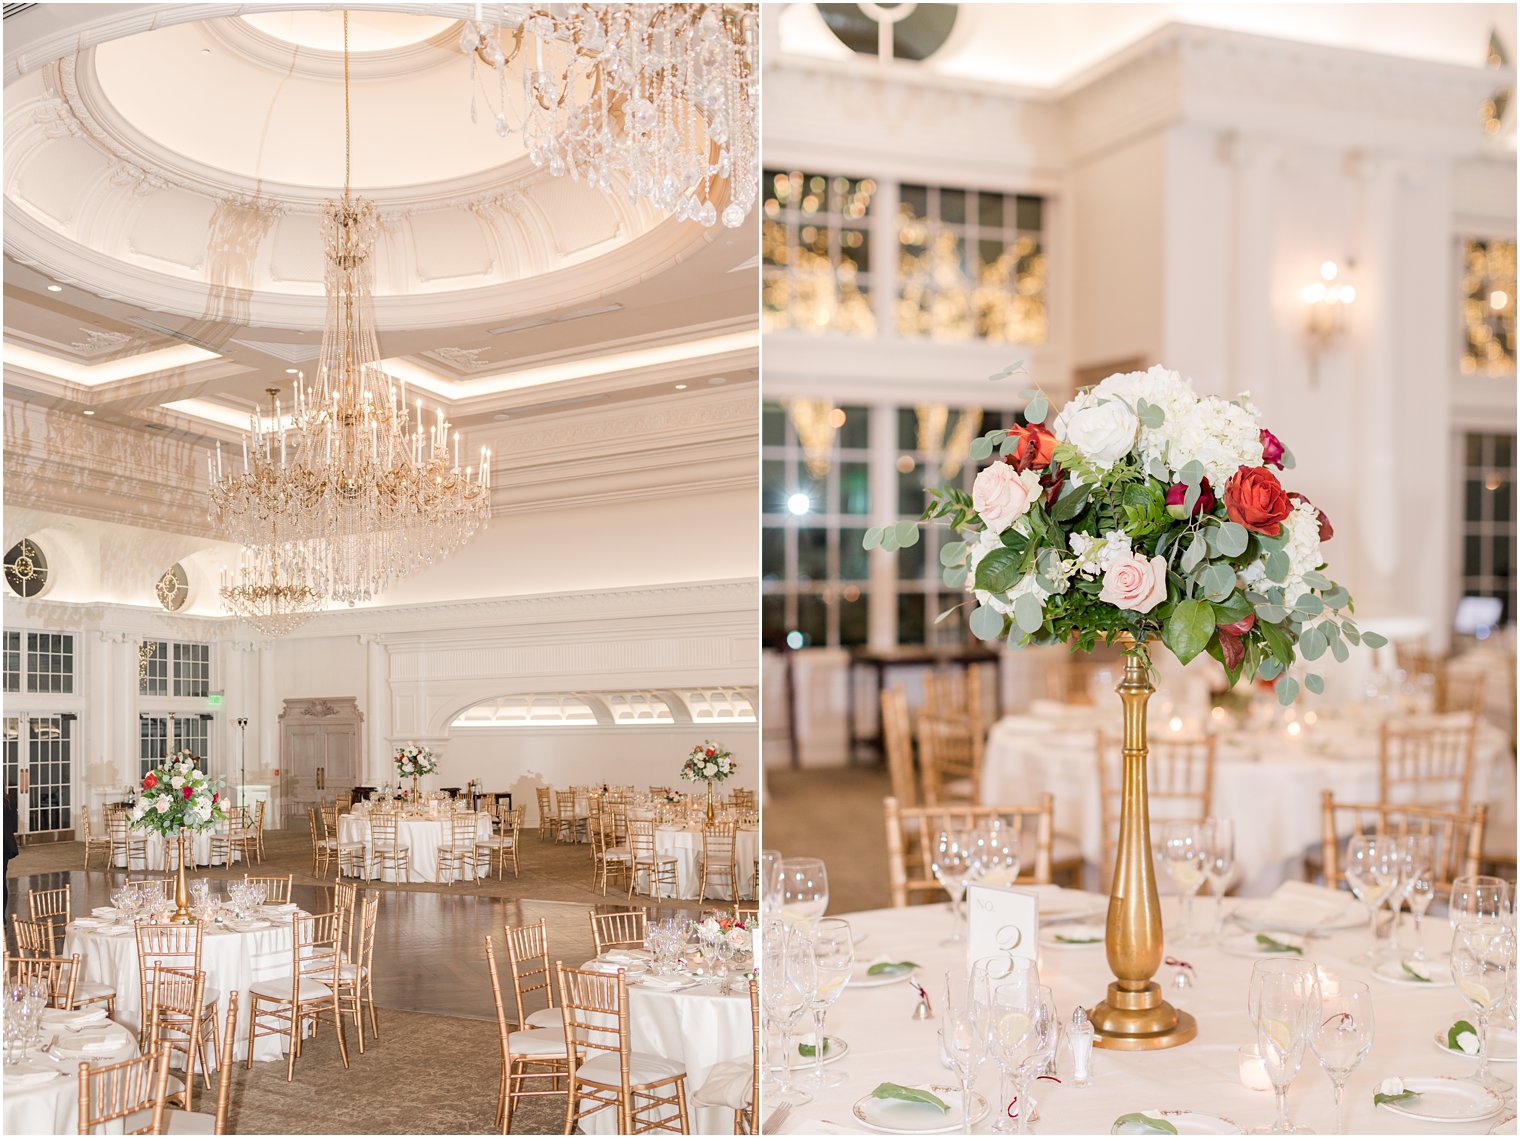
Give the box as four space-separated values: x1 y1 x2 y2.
2 1018 138 1136
658 826 760 901
779 896 1515 1135
338 812 491 883
577 965 751 1136
62 917 296 1065
112 827 239 871
981 704 1514 895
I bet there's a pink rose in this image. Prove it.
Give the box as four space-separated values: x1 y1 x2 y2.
1259 428 1285 469
971 462 1041 534
1098 552 1169 614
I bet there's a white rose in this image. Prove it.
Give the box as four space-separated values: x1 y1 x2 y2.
155 798 170 814
1456 1030 1480 1055
1378 1078 1404 1096
971 462 1042 534
1054 398 1139 469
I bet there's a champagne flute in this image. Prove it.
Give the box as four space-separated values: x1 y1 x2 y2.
776 857 829 931
932 829 972 943
941 969 984 1136
760 920 818 1106
1248 958 1320 1134
1451 918 1515 1094
1162 821 1207 945
804 918 853 1088
1203 816 1236 939
1310 978 1374 1135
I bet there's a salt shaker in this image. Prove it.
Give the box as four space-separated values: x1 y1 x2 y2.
1069 1006 1094 1086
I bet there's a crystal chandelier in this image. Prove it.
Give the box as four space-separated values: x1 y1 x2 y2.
461 4 760 228
218 540 324 638
209 12 491 606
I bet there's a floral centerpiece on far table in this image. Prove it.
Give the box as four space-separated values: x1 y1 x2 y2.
394 744 436 801
681 740 736 821
132 752 229 923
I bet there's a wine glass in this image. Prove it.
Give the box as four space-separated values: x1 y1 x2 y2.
776 858 829 931
1450 876 1511 930
759 849 782 908
987 977 1055 1136
1162 821 1207 945
1310 978 1374 1135
1248 958 1320 1134
1203 817 1236 940
1390 835 1433 959
932 829 972 943
941 969 985 1136
1406 859 1436 962
1451 918 1515 1094
760 920 817 1106
804 918 853 1089
1344 835 1396 964
972 957 1036 1134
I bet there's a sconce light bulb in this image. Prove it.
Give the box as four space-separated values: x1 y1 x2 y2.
1492 290 1509 311
1338 285 1356 304
1303 283 1327 304
1320 261 1338 281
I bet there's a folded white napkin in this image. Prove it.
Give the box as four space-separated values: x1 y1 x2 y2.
71 916 109 928
1250 881 1353 928
4 1059 58 1088
637 973 696 990
90 907 118 918
226 919 270 932
92 924 132 937
603 949 648 963
41 1007 107 1029
693 1058 752 1109
58 1028 120 1053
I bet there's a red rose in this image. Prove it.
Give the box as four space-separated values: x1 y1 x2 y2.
212 793 219 804
182 786 194 800
1224 467 1292 536
1165 478 1215 518
1287 493 1334 542
1259 428 1285 469
1001 423 1057 472
143 774 157 790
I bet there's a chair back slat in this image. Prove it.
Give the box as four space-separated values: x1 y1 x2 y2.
590 910 648 955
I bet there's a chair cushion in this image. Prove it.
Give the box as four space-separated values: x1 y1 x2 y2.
249 976 333 1001
508 1026 569 1058
604 847 631 860
578 1050 686 1086
162 1108 216 1135
336 962 369 982
72 980 115 999
524 1007 562 1029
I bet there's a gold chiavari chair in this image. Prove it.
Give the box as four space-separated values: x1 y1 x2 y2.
478 792 498 816
29 883 72 954
243 874 293 903
81 807 114 869
1318 791 1488 897
478 806 524 879
209 808 254 869
740 978 760 1134
150 990 240 1136
107 811 149 872
557 962 690 1134
880 687 920 810
1096 732 1215 886
247 911 349 1081
536 787 556 841
308 806 335 875
883 795 1055 908
590 816 632 896
337 893 381 1052
5 952 78 1007
12 915 51 957
14 926 116 1012
590 909 649 955
144 964 206 1111
367 810 411 883
733 903 759 924
556 791 588 845
1435 664 1486 718
627 820 679 901
1394 640 1438 680
127 876 174 900
135 923 217 1079
78 1045 173 1136
728 789 757 811
922 663 993 727
648 786 671 797
437 815 482 885
1378 714 1478 810
916 714 983 806
698 822 739 901
487 935 569 1133
609 800 631 848
248 799 268 863
504 918 564 1030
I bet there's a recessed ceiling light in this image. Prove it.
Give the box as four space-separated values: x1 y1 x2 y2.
285 369 298 374
81 409 95 416
708 377 727 385
46 285 62 292
492 413 512 421
674 384 688 390
201 48 211 55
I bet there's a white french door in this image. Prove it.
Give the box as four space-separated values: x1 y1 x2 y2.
3 713 76 841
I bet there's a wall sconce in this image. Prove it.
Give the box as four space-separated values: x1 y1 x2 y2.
1302 260 1357 385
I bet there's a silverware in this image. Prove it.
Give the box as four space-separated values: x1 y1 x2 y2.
760 1101 793 1133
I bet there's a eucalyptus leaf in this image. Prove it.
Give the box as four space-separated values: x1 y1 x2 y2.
940 541 967 567
871 1084 949 1113
1323 585 1350 609
1303 571 1331 590
1299 626 1326 661
969 605 1006 642
1447 1020 1479 1052
1304 673 1324 695
1342 624 1361 646
1148 458 1170 483
1255 604 1287 625
798 1039 831 1057
1178 460 1204 486
1294 594 1324 617
989 361 1025 381
969 437 994 462
1025 394 1048 424
1112 1113 1179 1135
1330 637 1350 663
1137 399 1165 429
1181 537 1206 574
895 522 921 548
1200 563 1235 602
1013 593 1045 635
1362 631 1388 649
865 961 921 976
1258 656 1284 681
880 529 899 552
1373 1091 1420 1107
1215 521 1249 557
863 528 883 551
942 565 968 589
1276 676 1300 706
1265 551 1290 583
1183 484 1201 516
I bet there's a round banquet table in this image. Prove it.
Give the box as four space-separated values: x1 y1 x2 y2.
575 961 752 1136
62 916 297 1066
338 810 492 883
981 703 1514 896
776 894 1516 1135
112 826 239 871
656 825 760 901
2 1016 138 1136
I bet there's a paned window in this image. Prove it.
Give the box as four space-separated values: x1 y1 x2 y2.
3 632 18 693
1461 238 1517 376
1459 431 1516 623
140 715 213 779
140 641 211 698
26 633 74 694
763 170 878 335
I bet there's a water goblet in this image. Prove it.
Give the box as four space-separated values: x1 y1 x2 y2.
987 976 1054 1136
1450 876 1511 930
1248 958 1320 1134
941 969 985 1136
759 849 782 908
932 829 972 943
1310 978 1374 1134
1162 821 1207 945
776 858 829 931
973 957 1037 1134
1451 918 1515 1094
804 918 853 1088
1203 817 1236 939
1345 835 1397 964
760 920 817 1107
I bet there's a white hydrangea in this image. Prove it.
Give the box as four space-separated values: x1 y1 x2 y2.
1094 366 1199 472
964 529 1062 616
1143 394 1262 486
1237 499 1325 608
1067 530 1134 578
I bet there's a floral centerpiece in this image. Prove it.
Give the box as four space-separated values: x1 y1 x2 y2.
393 744 436 801
696 910 754 988
132 752 230 923
682 740 736 821
867 365 1380 1050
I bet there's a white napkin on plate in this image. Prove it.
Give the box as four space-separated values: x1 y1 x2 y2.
1248 881 1354 928
637 973 697 991
693 1058 752 1109
57 1027 119 1053
603 949 647 963
71 916 109 928
4 1059 58 1087
41 1007 108 1029
92 924 132 937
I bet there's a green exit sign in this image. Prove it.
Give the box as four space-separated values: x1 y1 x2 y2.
207 693 223 708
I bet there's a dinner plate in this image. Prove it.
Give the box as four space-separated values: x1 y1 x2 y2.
1036 890 1109 924
1111 1110 1244 1134
70 916 111 928
848 960 918 988
795 1035 849 1066
1487 1112 1517 1134
852 1084 988 1134
91 907 118 918
1433 1026 1518 1063
595 958 649 975
1371 959 1454 988
1217 932 1308 960
1374 1076 1505 1123
1040 923 1104 949
1229 900 1362 935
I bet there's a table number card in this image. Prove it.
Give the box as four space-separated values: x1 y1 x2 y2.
966 881 1039 971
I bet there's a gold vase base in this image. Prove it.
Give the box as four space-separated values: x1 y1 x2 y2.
1088 981 1197 1051
168 908 196 925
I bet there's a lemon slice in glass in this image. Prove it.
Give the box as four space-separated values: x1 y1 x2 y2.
1458 978 1496 1009
1260 1017 1293 1053
996 1011 1032 1047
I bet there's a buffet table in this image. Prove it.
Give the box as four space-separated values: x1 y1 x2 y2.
981 702 1514 895
777 893 1515 1135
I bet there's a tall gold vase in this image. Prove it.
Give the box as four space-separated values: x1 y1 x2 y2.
705 782 715 823
1088 638 1196 1050
170 833 194 924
